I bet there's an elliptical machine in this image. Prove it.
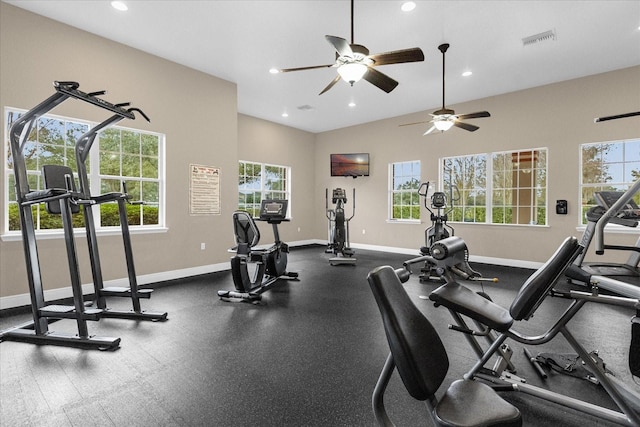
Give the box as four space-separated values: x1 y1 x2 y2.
418 182 458 281
325 188 356 265
218 199 298 303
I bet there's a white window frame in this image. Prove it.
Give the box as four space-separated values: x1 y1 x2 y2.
238 160 291 218
578 138 640 227
441 148 548 226
388 160 421 223
3 107 166 240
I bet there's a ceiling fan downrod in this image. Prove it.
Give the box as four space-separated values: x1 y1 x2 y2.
438 43 450 112
350 0 355 45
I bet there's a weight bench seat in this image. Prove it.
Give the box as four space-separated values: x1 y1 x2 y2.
430 282 514 332
430 237 582 332
368 265 522 426
436 379 521 426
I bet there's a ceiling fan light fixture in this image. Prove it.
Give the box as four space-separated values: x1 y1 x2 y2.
110 1 128 11
434 119 454 131
401 2 416 12
337 63 368 85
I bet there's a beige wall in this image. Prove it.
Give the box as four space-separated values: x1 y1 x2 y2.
0 3 242 301
1 2 638 305
237 113 316 243
315 66 640 264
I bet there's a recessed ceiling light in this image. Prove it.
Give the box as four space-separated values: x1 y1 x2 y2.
269 68 280 74
281 112 289 118
462 71 473 77
348 102 356 107
401 2 416 12
111 1 128 11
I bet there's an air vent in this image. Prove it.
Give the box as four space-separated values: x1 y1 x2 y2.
522 29 556 47
297 104 314 111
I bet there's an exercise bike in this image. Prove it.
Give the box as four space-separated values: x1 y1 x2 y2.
325 188 356 265
218 199 298 303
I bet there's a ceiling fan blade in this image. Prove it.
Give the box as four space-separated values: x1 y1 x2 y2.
325 35 353 57
319 75 342 95
399 120 431 127
456 111 491 120
423 125 437 135
453 121 479 132
363 67 399 93
595 111 640 122
278 64 335 73
368 47 425 66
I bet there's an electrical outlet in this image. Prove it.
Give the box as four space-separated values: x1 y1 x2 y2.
362 229 366 235
200 243 206 250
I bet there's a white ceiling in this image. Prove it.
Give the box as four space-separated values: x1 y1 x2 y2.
5 0 640 133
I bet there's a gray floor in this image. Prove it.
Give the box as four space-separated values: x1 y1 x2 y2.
0 245 638 426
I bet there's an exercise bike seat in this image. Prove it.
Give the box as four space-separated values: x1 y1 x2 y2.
232 211 261 255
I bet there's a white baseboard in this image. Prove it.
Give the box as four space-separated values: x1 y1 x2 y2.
0 262 229 311
348 242 543 269
0 239 540 310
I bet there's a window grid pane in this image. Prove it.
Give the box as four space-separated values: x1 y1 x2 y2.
580 139 640 224
238 161 290 217
4 108 163 233
390 160 421 221
443 149 547 225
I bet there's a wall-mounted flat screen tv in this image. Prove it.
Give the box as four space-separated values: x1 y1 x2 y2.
330 153 370 177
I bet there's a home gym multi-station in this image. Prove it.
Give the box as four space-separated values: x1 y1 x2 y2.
1 2 640 427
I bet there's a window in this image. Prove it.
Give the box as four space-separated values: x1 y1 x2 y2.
580 139 640 224
4 108 164 234
389 160 421 221
98 127 162 226
443 154 487 223
442 148 547 225
238 161 290 217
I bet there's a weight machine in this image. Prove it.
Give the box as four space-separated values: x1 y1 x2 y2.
0 81 140 349
74 107 167 321
409 235 640 425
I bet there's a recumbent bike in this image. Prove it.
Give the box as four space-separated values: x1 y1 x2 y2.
218 199 298 303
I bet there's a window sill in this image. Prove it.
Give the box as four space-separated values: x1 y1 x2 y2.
386 219 422 225
1 226 169 242
575 224 639 235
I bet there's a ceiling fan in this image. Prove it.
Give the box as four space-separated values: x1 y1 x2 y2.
594 111 640 122
275 0 424 95
401 43 490 135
